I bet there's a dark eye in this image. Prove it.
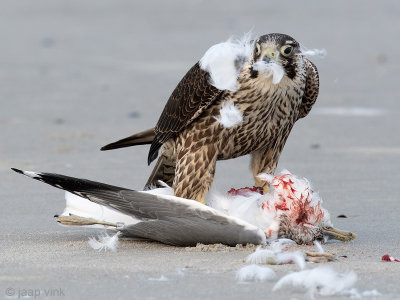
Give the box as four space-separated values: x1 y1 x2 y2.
280 45 293 56
255 42 261 56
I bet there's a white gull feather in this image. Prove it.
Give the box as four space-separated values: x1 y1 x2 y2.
236 264 276 282
252 61 284 85
299 46 327 58
88 232 121 252
199 32 254 91
207 190 276 236
273 266 357 298
214 101 243 128
246 244 306 270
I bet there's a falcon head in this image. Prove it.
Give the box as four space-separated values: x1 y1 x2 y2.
251 33 302 81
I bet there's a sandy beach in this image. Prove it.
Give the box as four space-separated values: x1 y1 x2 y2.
1 0 400 299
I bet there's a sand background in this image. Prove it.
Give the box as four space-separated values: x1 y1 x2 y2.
1 0 400 299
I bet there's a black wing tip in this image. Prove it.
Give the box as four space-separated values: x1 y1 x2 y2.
11 168 23 174
11 168 42 179
100 144 112 151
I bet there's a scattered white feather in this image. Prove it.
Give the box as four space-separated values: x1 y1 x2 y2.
252 61 284 84
361 289 381 297
277 251 307 270
175 269 186 277
313 241 324 254
247 240 305 270
270 238 296 248
273 266 357 298
200 32 254 91
236 264 276 282
148 275 169 281
341 288 382 298
246 247 277 264
214 101 243 128
88 231 121 252
246 246 306 270
299 47 327 58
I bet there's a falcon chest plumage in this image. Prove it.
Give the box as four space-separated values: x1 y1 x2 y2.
177 60 307 161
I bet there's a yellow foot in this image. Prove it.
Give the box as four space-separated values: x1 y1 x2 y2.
262 185 269 194
255 177 270 194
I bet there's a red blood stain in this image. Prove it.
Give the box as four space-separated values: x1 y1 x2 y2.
274 201 289 211
228 172 325 227
227 186 264 196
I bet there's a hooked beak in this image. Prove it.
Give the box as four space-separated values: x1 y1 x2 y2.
261 48 278 62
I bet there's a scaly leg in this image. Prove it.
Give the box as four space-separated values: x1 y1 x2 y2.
250 131 291 194
173 146 217 203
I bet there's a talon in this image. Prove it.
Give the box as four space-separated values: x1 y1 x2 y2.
254 178 270 194
322 226 356 242
262 184 269 194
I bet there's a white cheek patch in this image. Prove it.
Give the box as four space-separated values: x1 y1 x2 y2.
200 32 254 91
252 61 284 85
214 101 243 128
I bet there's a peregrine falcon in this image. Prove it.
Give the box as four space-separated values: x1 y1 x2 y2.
102 33 319 203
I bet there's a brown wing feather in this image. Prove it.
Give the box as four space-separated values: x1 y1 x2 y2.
298 59 319 120
148 62 224 164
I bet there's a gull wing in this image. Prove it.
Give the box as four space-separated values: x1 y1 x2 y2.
12 168 266 246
